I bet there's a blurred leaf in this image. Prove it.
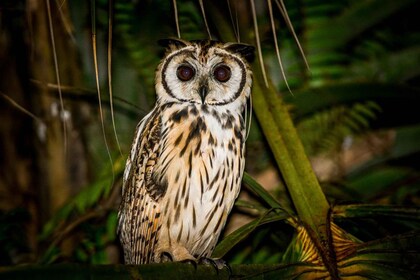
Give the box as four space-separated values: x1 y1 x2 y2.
39 204 74 240
346 124 420 186
286 83 420 123
307 0 417 52
391 125 420 158
350 46 420 82
297 101 380 155
106 211 118 241
345 167 413 201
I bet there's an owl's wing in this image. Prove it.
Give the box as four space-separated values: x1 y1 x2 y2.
118 107 166 264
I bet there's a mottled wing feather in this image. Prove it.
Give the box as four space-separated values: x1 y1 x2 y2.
118 107 165 264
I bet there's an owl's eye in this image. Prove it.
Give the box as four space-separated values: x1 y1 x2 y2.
213 65 231 82
177 65 195 81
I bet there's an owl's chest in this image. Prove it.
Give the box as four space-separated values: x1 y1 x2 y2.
160 104 243 161
155 104 244 192
155 104 245 253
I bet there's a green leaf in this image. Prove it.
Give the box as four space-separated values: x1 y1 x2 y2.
105 211 118 241
286 83 420 123
338 231 420 279
242 173 285 211
307 0 417 52
333 204 420 222
392 125 420 158
234 199 267 213
350 46 420 82
212 211 288 259
345 167 413 200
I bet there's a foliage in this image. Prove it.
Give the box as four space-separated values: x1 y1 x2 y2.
0 0 419 279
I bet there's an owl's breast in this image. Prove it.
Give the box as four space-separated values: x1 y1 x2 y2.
158 103 244 184
153 103 246 257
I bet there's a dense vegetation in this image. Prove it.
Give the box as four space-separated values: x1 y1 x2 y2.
1 0 419 279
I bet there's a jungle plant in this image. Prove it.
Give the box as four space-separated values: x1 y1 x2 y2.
0 0 419 279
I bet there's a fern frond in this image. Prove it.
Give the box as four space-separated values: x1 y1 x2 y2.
297 101 381 155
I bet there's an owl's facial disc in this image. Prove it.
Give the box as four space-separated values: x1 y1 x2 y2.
160 46 248 106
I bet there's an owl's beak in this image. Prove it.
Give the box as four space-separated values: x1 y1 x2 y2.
199 84 208 104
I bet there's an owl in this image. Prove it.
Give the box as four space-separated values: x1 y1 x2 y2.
118 38 254 264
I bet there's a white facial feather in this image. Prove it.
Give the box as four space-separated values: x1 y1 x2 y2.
155 41 252 108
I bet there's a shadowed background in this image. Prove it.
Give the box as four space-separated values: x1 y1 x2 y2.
0 0 419 274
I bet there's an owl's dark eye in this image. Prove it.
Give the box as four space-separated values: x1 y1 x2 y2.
177 65 195 81
213 65 231 82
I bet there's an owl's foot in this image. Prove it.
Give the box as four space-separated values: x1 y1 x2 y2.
198 257 231 273
159 251 174 263
156 245 196 263
180 258 198 270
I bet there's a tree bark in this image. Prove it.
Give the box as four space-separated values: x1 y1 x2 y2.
0 0 90 262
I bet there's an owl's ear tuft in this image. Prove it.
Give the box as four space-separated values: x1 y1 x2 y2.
224 43 255 63
158 38 189 50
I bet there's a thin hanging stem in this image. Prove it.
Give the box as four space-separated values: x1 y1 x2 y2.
172 0 181 38
250 0 269 87
275 0 310 71
54 0 76 44
91 0 115 181
46 0 67 153
107 0 122 156
267 0 292 94
199 0 212 39
227 0 240 42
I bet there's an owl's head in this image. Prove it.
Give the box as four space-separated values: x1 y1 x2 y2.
155 39 254 109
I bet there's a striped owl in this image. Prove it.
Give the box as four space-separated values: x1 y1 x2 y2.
118 39 254 264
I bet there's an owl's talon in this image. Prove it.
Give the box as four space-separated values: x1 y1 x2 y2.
198 257 230 272
180 258 198 270
160 251 174 263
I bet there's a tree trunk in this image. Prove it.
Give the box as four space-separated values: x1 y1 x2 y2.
0 0 90 262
